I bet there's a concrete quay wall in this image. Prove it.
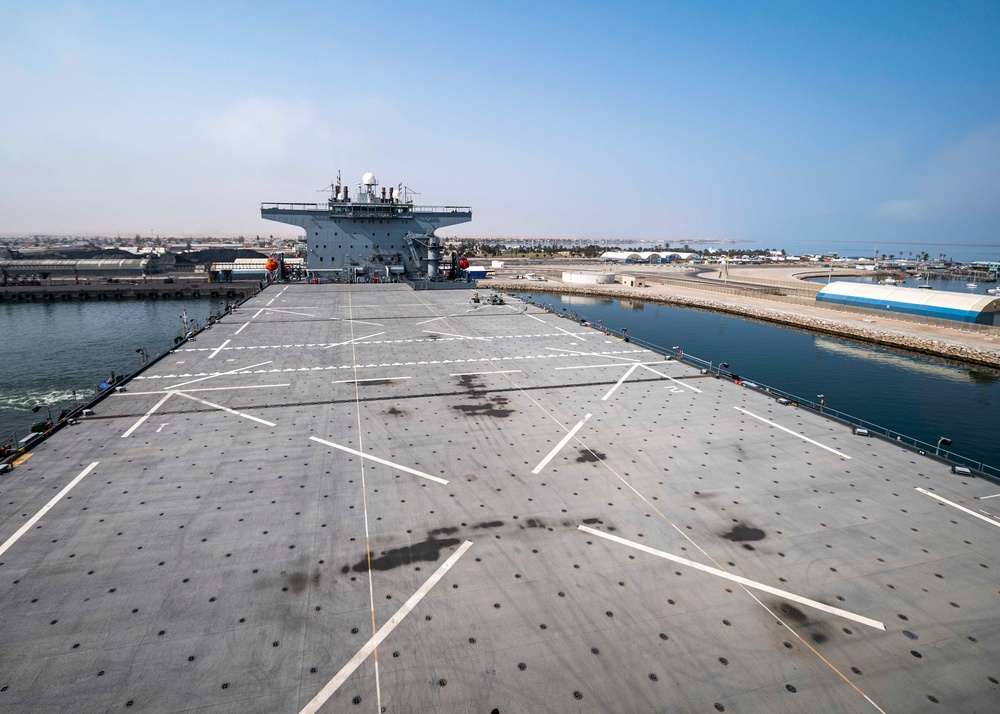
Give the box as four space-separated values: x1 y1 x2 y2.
489 280 1000 369
0 282 258 302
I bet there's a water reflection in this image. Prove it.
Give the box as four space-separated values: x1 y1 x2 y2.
814 338 1000 384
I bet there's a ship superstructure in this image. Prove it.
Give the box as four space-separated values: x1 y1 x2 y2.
261 172 472 281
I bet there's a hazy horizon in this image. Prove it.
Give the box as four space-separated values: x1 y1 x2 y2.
2 2 998 259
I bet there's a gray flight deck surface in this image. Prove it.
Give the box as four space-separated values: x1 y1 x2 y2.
1 283 998 714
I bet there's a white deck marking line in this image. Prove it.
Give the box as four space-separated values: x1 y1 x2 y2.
233 321 251 335
208 339 231 359
322 331 386 349
342 318 384 327
172 391 276 426
734 406 850 459
602 364 639 401
916 488 1000 528
524 311 547 322
119 384 290 395
546 346 641 362
121 392 173 438
639 364 703 393
165 360 274 390
578 526 885 630
552 324 587 342
156 423 168 433
532 413 592 474
556 360 671 370
416 315 451 325
263 308 317 317
449 370 522 376
0 462 100 559
251 308 265 319
331 377 411 384
266 297 276 306
978 493 1000 500
309 437 448 484
299 540 473 714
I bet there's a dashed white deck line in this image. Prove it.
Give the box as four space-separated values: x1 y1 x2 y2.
977 493 1000 500
0 462 100 559
309 436 448 484
251 308 265 319
449 370 522 376
233 321 251 335
524 312 547 322
134 351 648 381
342 318 384 327
552 324 587 342
916 488 1000 528
165 360 274 390
578 526 885 631
298 540 473 714
121 392 173 438
331 377 411 384
172 391 276 427
602 364 639 401
179 333 628 352
118 384 290 396
208 339 231 359
323 332 386 349
639 363 703 393
532 414 592 475
733 406 850 459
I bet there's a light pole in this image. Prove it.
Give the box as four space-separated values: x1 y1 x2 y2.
936 437 952 456
817 394 825 412
718 362 729 377
31 405 53 432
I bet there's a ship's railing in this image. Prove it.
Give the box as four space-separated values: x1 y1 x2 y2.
261 202 471 214
516 293 1000 482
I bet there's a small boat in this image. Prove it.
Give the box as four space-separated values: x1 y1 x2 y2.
967 283 978 289
987 287 998 295
916 284 933 290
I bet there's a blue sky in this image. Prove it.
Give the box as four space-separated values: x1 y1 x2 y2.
1 1 998 257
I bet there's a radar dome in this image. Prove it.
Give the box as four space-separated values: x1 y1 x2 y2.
362 172 376 186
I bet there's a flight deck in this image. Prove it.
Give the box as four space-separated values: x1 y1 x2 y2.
0 283 997 713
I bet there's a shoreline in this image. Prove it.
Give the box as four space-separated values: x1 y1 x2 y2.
488 280 1000 370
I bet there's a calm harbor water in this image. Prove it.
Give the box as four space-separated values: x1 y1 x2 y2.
522 292 1000 470
0 297 225 444
2 290 998 472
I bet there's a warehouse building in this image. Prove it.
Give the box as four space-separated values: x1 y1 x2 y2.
816 282 1000 325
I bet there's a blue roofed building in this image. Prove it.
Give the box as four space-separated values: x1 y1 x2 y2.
816 282 1000 325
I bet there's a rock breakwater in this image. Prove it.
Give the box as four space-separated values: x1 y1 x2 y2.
489 281 1000 369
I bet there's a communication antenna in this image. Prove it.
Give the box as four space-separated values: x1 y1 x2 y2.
402 185 420 204
318 171 343 199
